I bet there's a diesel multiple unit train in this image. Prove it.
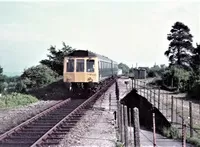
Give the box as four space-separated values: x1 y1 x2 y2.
63 50 118 92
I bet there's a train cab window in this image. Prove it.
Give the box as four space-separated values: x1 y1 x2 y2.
67 59 74 72
87 59 95 72
76 59 84 72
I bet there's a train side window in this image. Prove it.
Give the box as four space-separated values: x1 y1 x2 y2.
67 59 74 72
87 59 95 72
76 59 84 72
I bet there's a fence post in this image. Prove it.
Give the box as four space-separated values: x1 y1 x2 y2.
136 80 138 89
134 79 136 89
152 107 157 147
171 96 174 123
115 81 119 101
182 122 186 147
117 101 121 141
129 108 133 146
155 89 156 107
144 82 146 97
176 97 178 123
124 105 129 147
189 101 193 137
133 107 140 147
199 100 200 120
158 87 160 110
120 104 125 143
166 93 168 119
182 99 184 125
131 78 133 90
109 93 111 111
150 90 152 104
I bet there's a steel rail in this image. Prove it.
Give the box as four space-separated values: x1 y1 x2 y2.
30 79 115 147
0 98 71 141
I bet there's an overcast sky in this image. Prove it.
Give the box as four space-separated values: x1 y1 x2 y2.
0 0 199 74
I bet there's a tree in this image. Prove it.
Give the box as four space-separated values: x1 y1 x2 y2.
0 66 8 93
0 66 2 75
40 42 75 75
191 43 200 78
118 63 130 74
164 22 193 68
20 64 59 90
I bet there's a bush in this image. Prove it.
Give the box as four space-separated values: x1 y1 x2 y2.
161 67 190 92
188 137 200 147
20 64 60 90
187 81 200 100
0 93 38 108
148 70 157 77
162 127 180 139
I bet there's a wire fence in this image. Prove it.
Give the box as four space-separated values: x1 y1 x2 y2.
133 79 200 140
113 78 200 146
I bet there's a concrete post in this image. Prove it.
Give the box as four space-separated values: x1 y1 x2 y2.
121 104 125 143
133 107 140 147
182 122 186 147
189 101 193 137
109 93 111 111
171 96 174 123
158 87 160 110
124 105 129 147
129 108 133 146
152 107 157 147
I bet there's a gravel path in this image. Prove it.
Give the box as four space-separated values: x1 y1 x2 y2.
50 80 126 147
0 100 59 134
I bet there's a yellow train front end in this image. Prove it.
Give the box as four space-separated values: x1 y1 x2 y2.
63 56 99 92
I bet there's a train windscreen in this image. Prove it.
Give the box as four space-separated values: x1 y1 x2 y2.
76 59 84 72
67 59 74 72
87 59 95 72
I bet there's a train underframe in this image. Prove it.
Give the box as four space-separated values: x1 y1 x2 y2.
65 76 116 98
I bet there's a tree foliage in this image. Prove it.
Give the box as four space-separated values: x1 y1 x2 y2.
40 42 75 75
164 22 193 68
147 64 167 77
118 63 130 74
162 67 190 91
190 43 200 78
0 66 5 93
0 66 2 75
20 64 59 90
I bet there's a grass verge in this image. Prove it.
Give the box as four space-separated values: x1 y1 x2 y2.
115 141 124 147
162 126 200 147
0 92 38 108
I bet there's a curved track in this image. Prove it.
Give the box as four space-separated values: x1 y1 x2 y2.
0 78 116 147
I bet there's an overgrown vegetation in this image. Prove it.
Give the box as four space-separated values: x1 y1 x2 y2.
0 42 74 107
115 141 124 147
162 126 180 139
0 93 38 108
162 126 200 147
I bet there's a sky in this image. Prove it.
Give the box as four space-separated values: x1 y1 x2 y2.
0 0 200 75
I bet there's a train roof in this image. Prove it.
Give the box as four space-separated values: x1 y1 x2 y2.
67 50 117 64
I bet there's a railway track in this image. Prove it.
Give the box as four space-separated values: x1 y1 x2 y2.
0 78 116 147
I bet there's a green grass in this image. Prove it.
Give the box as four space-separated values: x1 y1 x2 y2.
0 93 38 108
